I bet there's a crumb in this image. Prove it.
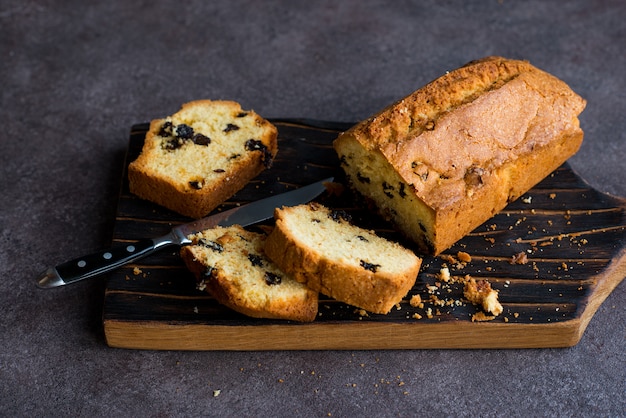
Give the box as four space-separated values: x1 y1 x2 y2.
355 308 368 317
133 267 143 276
471 311 495 322
213 389 221 397
440 254 455 262
409 294 422 307
510 252 528 265
438 267 451 282
549 193 556 199
457 251 472 263
464 277 503 316
412 313 423 320
522 196 532 204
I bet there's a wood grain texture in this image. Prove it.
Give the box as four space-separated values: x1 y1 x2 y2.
103 120 626 350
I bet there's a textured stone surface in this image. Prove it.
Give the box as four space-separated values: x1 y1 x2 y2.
1 1 624 416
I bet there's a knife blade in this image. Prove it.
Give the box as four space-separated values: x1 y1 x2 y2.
36 177 332 289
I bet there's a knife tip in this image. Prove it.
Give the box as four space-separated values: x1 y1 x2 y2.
36 267 65 289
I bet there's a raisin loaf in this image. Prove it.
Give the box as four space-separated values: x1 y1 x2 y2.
129 100 278 218
264 203 422 314
334 56 586 255
181 225 318 322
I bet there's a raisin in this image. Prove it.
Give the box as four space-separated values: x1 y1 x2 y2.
248 254 264 267
163 138 183 150
399 183 407 198
360 260 381 273
204 265 217 278
329 210 351 223
223 123 240 133
175 124 194 139
245 139 273 168
382 181 394 198
158 121 173 137
356 172 371 184
193 133 211 146
198 238 223 253
311 218 321 223
245 139 264 151
264 272 282 285
189 181 203 190
236 112 248 118
229 153 241 160
356 235 369 242
213 169 225 173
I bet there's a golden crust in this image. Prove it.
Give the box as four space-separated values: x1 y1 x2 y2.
264 203 422 314
334 56 586 254
128 100 278 218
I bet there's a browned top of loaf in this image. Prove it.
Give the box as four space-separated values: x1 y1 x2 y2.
337 56 587 209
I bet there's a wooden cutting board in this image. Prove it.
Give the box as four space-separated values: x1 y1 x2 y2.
103 120 626 350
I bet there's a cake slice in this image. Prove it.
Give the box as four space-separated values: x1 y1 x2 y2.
181 225 318 322
334 56 586 255
264 202 422 314
129 100 278 218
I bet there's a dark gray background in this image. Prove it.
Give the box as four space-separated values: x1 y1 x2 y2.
2 1 624 416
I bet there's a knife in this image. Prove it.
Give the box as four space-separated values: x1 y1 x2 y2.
36 178 332 289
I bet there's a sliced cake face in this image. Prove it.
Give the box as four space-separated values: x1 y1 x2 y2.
265 203 422 314
128 100 278 218
334 57 586 255
144 101 276 191
276 204 419 277
181 226 318 322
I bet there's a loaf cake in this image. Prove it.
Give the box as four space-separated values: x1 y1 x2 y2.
264 202 422 314
180 225 318 322
129 100 278 218
334 56 586 255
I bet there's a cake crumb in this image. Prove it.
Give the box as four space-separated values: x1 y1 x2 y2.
510 252 528 265
355 308 369 317
457 251 472 263
471 311 495 322
409 294 422 307
438 267 451 282
133 267 143 276
464 277 503 316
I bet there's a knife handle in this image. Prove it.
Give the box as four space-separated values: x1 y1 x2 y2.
37 238 170 288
